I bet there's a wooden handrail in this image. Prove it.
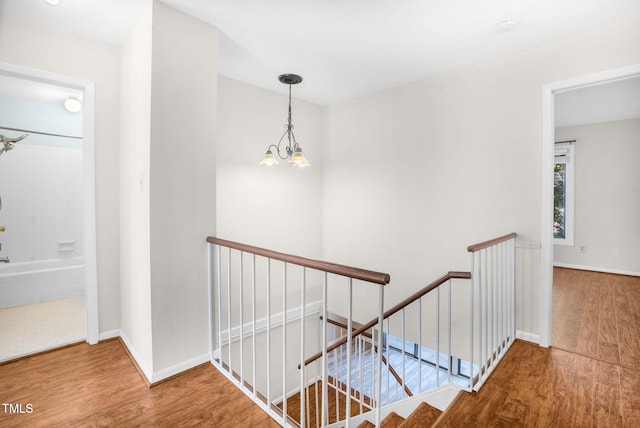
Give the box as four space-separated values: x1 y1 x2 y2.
303 271 471 367
207 236 390 285
467 233 517 253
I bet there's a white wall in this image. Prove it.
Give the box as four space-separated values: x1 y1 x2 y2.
554 118 640 274
216 77 324 259
119 1 154 372
149 2 218 374
323 17 640 338
0 13 121 333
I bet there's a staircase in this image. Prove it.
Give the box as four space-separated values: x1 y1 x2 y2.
357 402 441 428
206 232 517 427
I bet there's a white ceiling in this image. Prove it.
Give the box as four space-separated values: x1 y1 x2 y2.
555 77 640 128
0 74 82 105
1 0 639 106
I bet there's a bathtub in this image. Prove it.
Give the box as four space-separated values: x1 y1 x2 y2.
0 257 85 309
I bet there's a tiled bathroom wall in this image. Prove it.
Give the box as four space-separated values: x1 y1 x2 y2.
0 139 83 263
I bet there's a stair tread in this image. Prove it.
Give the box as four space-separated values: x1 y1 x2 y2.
357 421 375 428
398 402 442 428
381 411 405 427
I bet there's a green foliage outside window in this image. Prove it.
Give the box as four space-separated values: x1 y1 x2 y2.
554 163 566 239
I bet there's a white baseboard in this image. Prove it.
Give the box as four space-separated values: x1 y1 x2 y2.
97 301 320 387
118 330 153 383
553 262 640 277
516 330 540 344
98 329 223 385
99 329 120 341
150 352 210 384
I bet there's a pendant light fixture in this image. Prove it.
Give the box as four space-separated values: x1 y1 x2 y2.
260 74 310 168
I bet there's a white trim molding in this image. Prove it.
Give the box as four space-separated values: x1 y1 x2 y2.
540 63 640 348
0 60 99 345
516 330 540 345
553 262 640 278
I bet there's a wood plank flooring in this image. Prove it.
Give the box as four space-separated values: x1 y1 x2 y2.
440 339 640 427
1 268 638 427
552 268 640 368
0 339 279 427
441 268 640 427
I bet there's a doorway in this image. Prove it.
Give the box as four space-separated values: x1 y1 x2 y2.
0 61 98 360
539 64 640 347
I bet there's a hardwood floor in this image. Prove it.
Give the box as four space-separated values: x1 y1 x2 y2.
1 268 638 427
0 339 279 427
441 268 640 427
552 268 640 368
441 339 640 427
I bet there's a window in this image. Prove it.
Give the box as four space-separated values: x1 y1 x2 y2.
554 143 574 246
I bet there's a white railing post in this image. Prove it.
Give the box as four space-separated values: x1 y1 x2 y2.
436 286 440 387
447 279 452 384
252 254 257 400
375 283 384 427
299 267 306 428
216 245 222 363
469 251 475 389
227 248 232 374
321 273 328 428
418 298 423 394
207 243 213 360
239 251 244 386
282 262 287 426
401 308 406 398
266 259 271 410
345 278 353 427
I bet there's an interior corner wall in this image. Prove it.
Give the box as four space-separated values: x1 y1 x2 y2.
119 2 154 373
0 13 122 334
322 17 640 337
554 118 640 274
216 77 324 259
149 2 218 373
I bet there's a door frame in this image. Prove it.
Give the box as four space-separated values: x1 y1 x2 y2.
0 61 99 344
539 63 640 347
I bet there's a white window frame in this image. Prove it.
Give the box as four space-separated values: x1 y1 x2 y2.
553 143 575 246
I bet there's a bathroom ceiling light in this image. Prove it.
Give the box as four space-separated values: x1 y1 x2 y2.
260 74 310 168
64 96 82 113
45 0 61 5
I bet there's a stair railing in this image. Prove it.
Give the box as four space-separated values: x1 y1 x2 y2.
303 271 472 418
207 233 516 427
467 232 517 391
206 237 389 428
303 232 516 427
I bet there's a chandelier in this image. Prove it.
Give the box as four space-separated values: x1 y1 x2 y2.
260 74 310 167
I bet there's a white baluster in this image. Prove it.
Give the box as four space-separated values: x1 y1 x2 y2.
282 262 287 425
447 279 452 384
266 259 271 409
227 248 232 374
401 308 406 398
321 272 328 427
469 251 475 389
346 278 352 427
375 284 384 427
418 297 423 393
300 267 306 428
216 245 222 364
239 251 244 386
436 285 440 387
252 254 257 399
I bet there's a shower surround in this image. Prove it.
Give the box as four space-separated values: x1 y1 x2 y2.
0 139 84 308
